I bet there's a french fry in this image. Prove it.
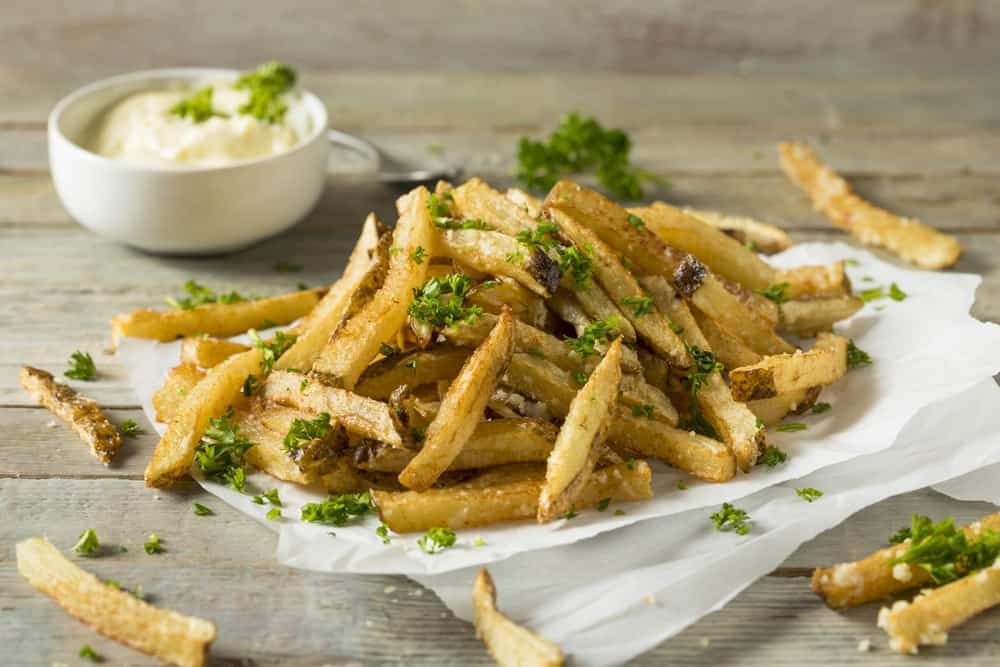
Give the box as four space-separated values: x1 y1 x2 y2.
812 512 1000 609
879 568 1000 655
747 387 822 426
263 370 401 446
374 460 652 532
473 569 565 667
111 288 323 345
353 418 557 473
539 338 622 522
683 207 793 255
180 337 250 369
568 280 637 341
399 309 515 491
318 456 375 494
689 306 762 370
19 366 122 465
436 228 561 297
468 276 550 329
152 363 205 423
778 261 852 298
777 296 864 337
452 177 537 237
311 188 434 388
145 346 264 487
238 402 347 483
778 141 961 270
355 347 470 400
505 187 544 218
16 537 216 667
612 413 736 483
729 333 847 401
546 288 597 336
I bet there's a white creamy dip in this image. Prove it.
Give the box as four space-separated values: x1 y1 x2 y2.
89 83 302 167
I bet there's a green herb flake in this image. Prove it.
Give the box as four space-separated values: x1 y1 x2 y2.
597 498 611 512
234 61 296 124
72 528 101 557
711 503 750 535
760 445 787 467
631 404 654 418
666 318 684 334
143 533 163 555
283 412 331 454
626 213 646 230
405 358 418 369
65 351 97 381
411 427 427 444
564 316 621 358
119 419 143 437
376 524 391 544
859 286 886 303
418 527 457 554
241 373 259 397
795 487 823 502
775 422 807 432
811 402 832 414
170 86 222 123
844 258 860 266
301 492 375 526
78 644 102 662
754 282 790 305
273 260 303 273
889 514 1000 584
408 273 483 330
379 343 400 357
266 507 282 521
847 340 872 368
614 509 626 516
889 282 907 301
559 506 578 520
194 408 254 491
556 243 594 287
166 280 247 310
677 479 688 490
248 328 297 375
473 536 486 547
571 369 589 386
296 282 310 291
410 246 428 264
193 503 214 516
622 295 654 317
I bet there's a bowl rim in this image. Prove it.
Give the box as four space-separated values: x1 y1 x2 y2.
48 67 329 174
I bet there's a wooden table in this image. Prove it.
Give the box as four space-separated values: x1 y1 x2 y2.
4 3 1000 665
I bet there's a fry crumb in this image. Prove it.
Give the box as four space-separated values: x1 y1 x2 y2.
46 420 58 428
643 594 656 605
857 638 871 652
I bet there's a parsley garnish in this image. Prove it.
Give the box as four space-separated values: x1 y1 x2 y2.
241 373 259 396
626 213 646 230
248 329 297 374
283 413 332 454
166 280 247 310
301 492 374 526
193 503 214 516
775 422 807 432
614 509 625 516
597 498 611 511
677 479 688 490
631 404 654 418
811 402 832 414
273 260 302 273
556 243 593 287
410 246 428 264
194 408 255 491
72 528 101 557
79 644 102 662
516 112 653 200
515 221 560 250
65 351 97 381
559 506 578 520
234 61 296 124
506 249 524 265
266 507 282 521
666 318 684 334
418 527 457 554
435 217 492 230
889 282 907 301
526 347 546 359
427 191 454 220
889 514 1000 584
170 87 221 123
376 524 391 544
480 280 499 290
711 503 750 535
571 369 589 386
846 340 872 368
119 419 143 437
796 487 823 502
473 536 486 547
143 533 163 554
564 316 621 358
680 345 723 435
255 488 282 507
844 258 860 266
859 286 885 302
411 427 427 443
405 358 418 369
622 295 654 317
760 445 787 467
408 274 482 329
379 343 400 357
754 282 790 305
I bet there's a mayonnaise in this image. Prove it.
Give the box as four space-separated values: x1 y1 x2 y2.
89 82 302 168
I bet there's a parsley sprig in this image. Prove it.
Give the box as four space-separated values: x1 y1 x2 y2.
711 503 750 535
72 528 101 557
408 274 483 329
235 61 296 124
846 340 872 368
170 87 223 123
622 295 654 317
194 408 255 491
283 412 332 454
515 219 594 287
65 351 97 381
119 419 143 437
301 492 374 526
564 316 621 358
166 280 247 310
796 487 823 502
760 445 787 467
418 527 457 554
889 514 1000 584
754 282 790 305
248 329 297 374
679 345 723 437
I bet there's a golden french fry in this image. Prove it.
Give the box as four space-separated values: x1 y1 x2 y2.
111 288 322 345
505 187 544 218
812 512 1000 610
238 402 347 484
16 537 216 667
452 177 538 237
683 207 792 255
436 228 561 297
778 296 864 337
311 187 434 389
611 413 736 483
539 339 622 522
179 337 250 369
399 309 515 491
729 333 847 401
778 141 960 270
355 347 470 400
469 276 550 329
20 366 122 465
473 569 565 667
152 363 205 423
778 261 852 298
747 387 822 426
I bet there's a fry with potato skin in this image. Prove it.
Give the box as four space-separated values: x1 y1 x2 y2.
436 228 561 297
152 363 205 423
399 309 515 491
538 338 622 522
729 332 847 402
180 337 250 369
748 386 822 427
778 261 852 298
355 347 471 400
682 207 792 255
778 141 960 270
778 296 863 337
16 537 216 667
473 569 565 667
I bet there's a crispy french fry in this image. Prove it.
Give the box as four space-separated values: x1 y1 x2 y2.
505 187 544 218
238 402 347 483
546 288 596 335
452 177 537 237
436 228 561 297
612 413 736 482
569 280 637 341
16 537 216 667
778 261 852 298
689 306 762 369
729 333 847 401
683 207 793 255
812 512 1000 609
111 288 323 345
180 337 250 369
747 387 822 426
778 141 961 270
263 370 401 446
473 569 565 667
152 363 205 423
374 460 652 532
469 276 550 329
19 366 122 465
399 309 515 491
880 568 1000 655
318 457 374 494
353 418 557 473
778 296 864 337
539 338 622 522
355 347 470 400
145 346 264 487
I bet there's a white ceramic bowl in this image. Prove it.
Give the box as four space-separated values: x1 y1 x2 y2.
48 68 330 254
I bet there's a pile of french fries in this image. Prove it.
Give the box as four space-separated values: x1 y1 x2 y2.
116 176 867 534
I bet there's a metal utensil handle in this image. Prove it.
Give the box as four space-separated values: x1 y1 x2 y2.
327 128 381 172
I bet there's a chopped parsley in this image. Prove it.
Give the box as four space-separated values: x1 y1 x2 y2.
473 536 486 547
78 644 102 662
376 524 391 544
888 514 1000 584
516 112 653 200
166 280 247 310
506 249 524 265
889 282 907 301
844 259 861 266
846 340 872 368
666 317 684 334
859 286 885 302
283 413 332 454
241 373 260 396
410 246 428 264
680 345 723 436
622 295 654 317
775 422 807 432
811 402 832 414
192 503 214 516
556 243 593 287
301 491 374 526
273 260 302 273
248 329 297 374
408 274 482 329
754 282 790 305
235 61 296 124
411 427 427 443
559 506 579 520
760 445 787 467
435 217 492 230
479 280 499 290
266 507 282 521
564 316 621 358
626 213 646 230
170 86 221 123
143 533 163 555
296 281 310 291
597 498 611 512
631 404 654 418
379 343 400 357
677 479 688 490
515 221 560 250
711 503 750 535
404 358 418 369
194 408 255 491
526 347 546 359
65 351 97 381
427 191 454 220
418 527 457 554
119 419 143 437
796 487 823 502
614 509 626 516
253 488 282 507
72 528 101 557
571 369 588 386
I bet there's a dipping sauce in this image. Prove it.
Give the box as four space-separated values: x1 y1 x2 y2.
89 63 305 168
